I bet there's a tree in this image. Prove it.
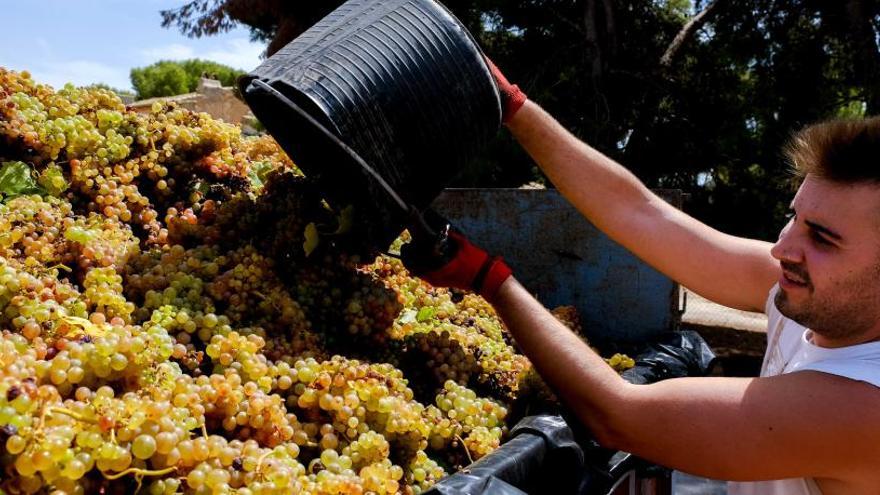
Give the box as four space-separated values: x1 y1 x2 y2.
160 1 343 57
159 0 880 240
130 59 246 100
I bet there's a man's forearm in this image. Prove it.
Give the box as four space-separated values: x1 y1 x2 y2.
506 101 657 238
505 100 779 312
491 276 631 447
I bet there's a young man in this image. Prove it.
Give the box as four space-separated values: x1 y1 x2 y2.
403 63 880 494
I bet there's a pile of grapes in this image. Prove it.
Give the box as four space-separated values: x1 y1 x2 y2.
0 68 633 495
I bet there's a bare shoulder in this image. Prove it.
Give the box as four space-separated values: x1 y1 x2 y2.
784 372 880 488
768 370 880 437
617 369 880 482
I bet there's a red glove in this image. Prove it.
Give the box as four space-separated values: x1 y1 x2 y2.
404 231 513 302
485 58 527 124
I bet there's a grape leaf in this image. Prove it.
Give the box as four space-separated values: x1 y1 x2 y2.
399 309 418 324
247 160 275 192
416 307 435 322
333 205 354 235
303 222 320 257
0 161 42 199
192 179 210 196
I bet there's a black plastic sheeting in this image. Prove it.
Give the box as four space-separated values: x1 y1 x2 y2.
425 330 717 495
621 330 717 385
426 416 584 495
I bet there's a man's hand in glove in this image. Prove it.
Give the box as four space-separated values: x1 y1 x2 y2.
401 230 512 303
485 58 527 124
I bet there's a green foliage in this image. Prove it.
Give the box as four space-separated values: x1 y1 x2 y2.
0 161 41 200
246 161 274 192
0 161 68 202
130 61 189 99
130 59 245 99
303 222 320 256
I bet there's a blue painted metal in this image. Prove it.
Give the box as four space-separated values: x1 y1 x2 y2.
432 189 681 344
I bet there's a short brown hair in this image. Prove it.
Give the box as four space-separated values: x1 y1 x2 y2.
786 116 880 183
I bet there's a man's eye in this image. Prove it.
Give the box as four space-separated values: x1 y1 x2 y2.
810 231 832 246
785 211 796 221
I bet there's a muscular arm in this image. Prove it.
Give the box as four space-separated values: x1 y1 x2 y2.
507 101 779 312
493 276 880 482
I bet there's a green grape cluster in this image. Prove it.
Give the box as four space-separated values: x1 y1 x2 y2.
405 450 447 494
0 74 131 164
427 381 507 461
0 68 640 495
0 195 76 271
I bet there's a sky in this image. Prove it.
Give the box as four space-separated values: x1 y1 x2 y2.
0 0 266 92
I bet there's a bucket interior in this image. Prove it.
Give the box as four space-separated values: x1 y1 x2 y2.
243 79 409 254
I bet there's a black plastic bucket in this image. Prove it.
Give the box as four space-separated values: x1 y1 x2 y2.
240 0 501 253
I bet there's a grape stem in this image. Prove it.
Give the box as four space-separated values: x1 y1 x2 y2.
455 434 474 465
253 291 282 312
256 450 274 474
47 407 97 424
101 466 176 480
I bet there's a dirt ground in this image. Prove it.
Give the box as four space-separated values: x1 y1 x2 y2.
680 288 768 377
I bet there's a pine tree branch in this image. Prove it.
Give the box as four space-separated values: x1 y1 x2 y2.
660 0 723 68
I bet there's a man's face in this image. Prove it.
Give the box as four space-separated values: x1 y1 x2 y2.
770 174 880 344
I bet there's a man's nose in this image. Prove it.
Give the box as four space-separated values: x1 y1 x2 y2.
770 224 802 263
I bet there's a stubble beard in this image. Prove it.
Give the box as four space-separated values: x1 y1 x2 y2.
774 271 880 342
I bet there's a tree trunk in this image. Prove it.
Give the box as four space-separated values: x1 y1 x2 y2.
601 0 618 59
583 0 604 83
842 0 880 114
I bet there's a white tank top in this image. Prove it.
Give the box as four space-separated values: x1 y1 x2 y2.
728 285 880 495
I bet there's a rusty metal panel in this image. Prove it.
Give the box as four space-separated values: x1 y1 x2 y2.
432 189 680 344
